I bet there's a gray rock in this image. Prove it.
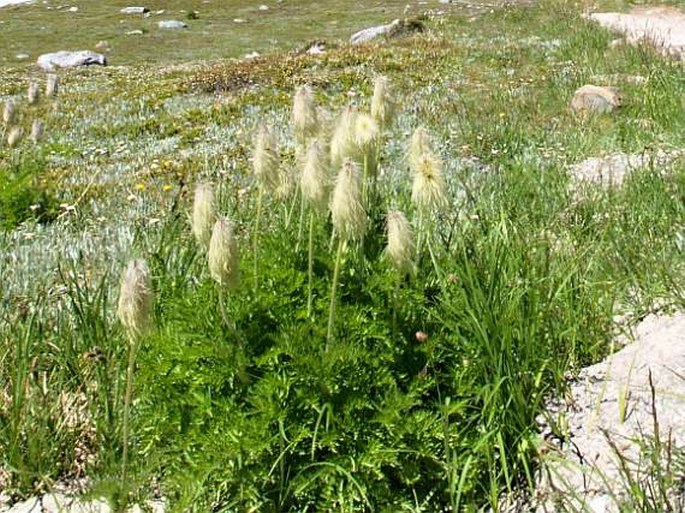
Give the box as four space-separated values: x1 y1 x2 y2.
120 6 148 14
37 50 106 72
7 497 40 513
68 498 110 513
15 52 30 60
126 29 144 35
350 18 424 45
570 84 622 114
41 494 71 513
350 19 400 44
307 42 325 54
158 20 187 29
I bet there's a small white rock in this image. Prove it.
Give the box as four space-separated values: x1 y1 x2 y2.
120 6 148 14
259 4 268 10
7 497 40 513
41 493 71 513
158 20 187 29
244 51 260 59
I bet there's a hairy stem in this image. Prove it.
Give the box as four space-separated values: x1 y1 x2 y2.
121 335 138 491
307 211 315 318
253 188 264 289
326 238 344 349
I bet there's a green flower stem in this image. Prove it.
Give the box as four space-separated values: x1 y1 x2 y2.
307 211 315 318
296 192 306 253
392 275 400 342
326 238 344 349
121 335 138 490
416 210 425 257
253 188 264 289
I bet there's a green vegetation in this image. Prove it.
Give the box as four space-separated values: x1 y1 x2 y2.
1 0 684 511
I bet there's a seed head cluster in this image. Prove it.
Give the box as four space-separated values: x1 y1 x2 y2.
208 217 240 289
192 182 217 250
386 210 415 275
301 138 330 212
330 160 367 241
408 127 447 211
292 85 319 146
117 259 154 340
371 76 396 128
252 124 281 195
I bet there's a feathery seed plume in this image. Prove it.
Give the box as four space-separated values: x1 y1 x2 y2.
46 74 59 97
192 182 217 250
3 101 16 125
117 259 154 340
330 160 367 241
301 138 330 212
408 127 431 170
386 210 415 275
292 85 319 146
30 119 44 143
354 113 379 155
208 217 240 289
6 127 23 148
252 124 280 194
330 106 358 167
371 76 396 128
27 82 40 105
408 127 447 210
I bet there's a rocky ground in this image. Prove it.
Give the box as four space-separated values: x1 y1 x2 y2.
532 9 685 511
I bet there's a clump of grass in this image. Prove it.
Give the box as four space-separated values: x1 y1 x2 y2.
0 155 57 229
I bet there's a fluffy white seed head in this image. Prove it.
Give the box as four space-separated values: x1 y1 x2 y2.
292 85 319 145
274 166 294 201
411 153 447 211
27 82 40 105
408 127 447 211
30 119 44 143
408 127 432 170
117 259 154 340
208 217 240 289
330 106 358 167
252 124 280 194
354 113 379 154
386 210 415 275
301 138 330 212
6 127 23 148
192 182 217 250
46 74 59 97
3 101 16 125
371 75 396 128
330 160 367 241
